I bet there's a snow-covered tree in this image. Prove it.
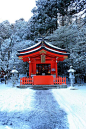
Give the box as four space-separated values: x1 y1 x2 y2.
0 0 85 83
12 19 30 40
46 19 86 82
0 20 12 40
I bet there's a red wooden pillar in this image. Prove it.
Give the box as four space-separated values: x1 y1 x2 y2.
51 62 53 74
56 58 58 78
29 63 31 77
57 63 58 77
29 58 31 77
34 61 36 74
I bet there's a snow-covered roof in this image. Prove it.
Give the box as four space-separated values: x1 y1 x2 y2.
17 45 70 57
11 69 18 73
17 46 42 56
44 46 69 55
17 41 68 53
68 66 76 72
11 66 18 73
17 41 42 53
68 69 75 72
44 41 68 52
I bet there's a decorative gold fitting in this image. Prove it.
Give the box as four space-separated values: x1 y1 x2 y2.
18 56 23 59
64 56 68 59
40 50 46 54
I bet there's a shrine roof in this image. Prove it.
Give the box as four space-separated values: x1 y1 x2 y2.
17 45 70 57
17 41 41 53
44 41 68 52
17 41 68 53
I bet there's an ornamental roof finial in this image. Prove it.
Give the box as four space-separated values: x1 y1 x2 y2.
38 30 49 42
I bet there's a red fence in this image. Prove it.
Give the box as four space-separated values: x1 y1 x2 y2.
54 77 66 85
20 77 33 85
20 76 66 85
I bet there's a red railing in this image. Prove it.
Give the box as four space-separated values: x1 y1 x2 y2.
54 77 66 85
20 77 33 85
20 76 66 85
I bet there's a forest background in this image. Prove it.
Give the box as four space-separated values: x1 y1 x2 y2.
0 0 86 83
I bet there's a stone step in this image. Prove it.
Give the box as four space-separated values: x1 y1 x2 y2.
16 84 67 89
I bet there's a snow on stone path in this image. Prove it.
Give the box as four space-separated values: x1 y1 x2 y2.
52 85 86 129
0 83 69 129
0 83 86 129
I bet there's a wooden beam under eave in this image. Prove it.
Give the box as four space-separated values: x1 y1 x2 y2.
18 56 23 59
23 57 29 62
64 56 68 59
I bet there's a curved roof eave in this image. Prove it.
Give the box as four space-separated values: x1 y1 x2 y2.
17 46 70 57
44 46 70 56
17 41 42 53
17 41 69 53
44 41 68 52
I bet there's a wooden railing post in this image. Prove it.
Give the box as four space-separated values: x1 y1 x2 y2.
62 77 63 84
57 77 58 84
61 77 62 85
20 78 22 85
53 76 66 85
65 77 66 84
22 77 24 85
20 77 33 85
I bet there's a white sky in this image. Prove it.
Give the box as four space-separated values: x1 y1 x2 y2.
0 0 36 24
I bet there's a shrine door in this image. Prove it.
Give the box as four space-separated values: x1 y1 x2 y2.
36 64 51 75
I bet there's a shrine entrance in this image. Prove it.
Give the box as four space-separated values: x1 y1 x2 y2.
36 64 51 75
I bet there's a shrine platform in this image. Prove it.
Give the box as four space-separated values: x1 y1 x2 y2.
18 75 67 89
17 84 67 89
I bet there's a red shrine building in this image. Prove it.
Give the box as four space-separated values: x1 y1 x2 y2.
17 41 69 85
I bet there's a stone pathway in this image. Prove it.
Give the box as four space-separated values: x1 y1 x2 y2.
0 89 69 129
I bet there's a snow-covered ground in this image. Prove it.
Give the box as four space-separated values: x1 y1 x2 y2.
0 82 86 129
0 82 36 129
52 84 86 129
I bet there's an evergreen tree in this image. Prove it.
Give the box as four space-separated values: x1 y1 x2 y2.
30 0 58 36
57 0 86 26
57 0 74 26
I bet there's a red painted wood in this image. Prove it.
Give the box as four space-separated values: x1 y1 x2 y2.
20 78 22 85
64 77 66 84
19 49 66 59
33 75 54 85
54 77 66 85
19 49 66 78
29 63 31 77
20 76 66 85
56 62 57 78
20 77 33 85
